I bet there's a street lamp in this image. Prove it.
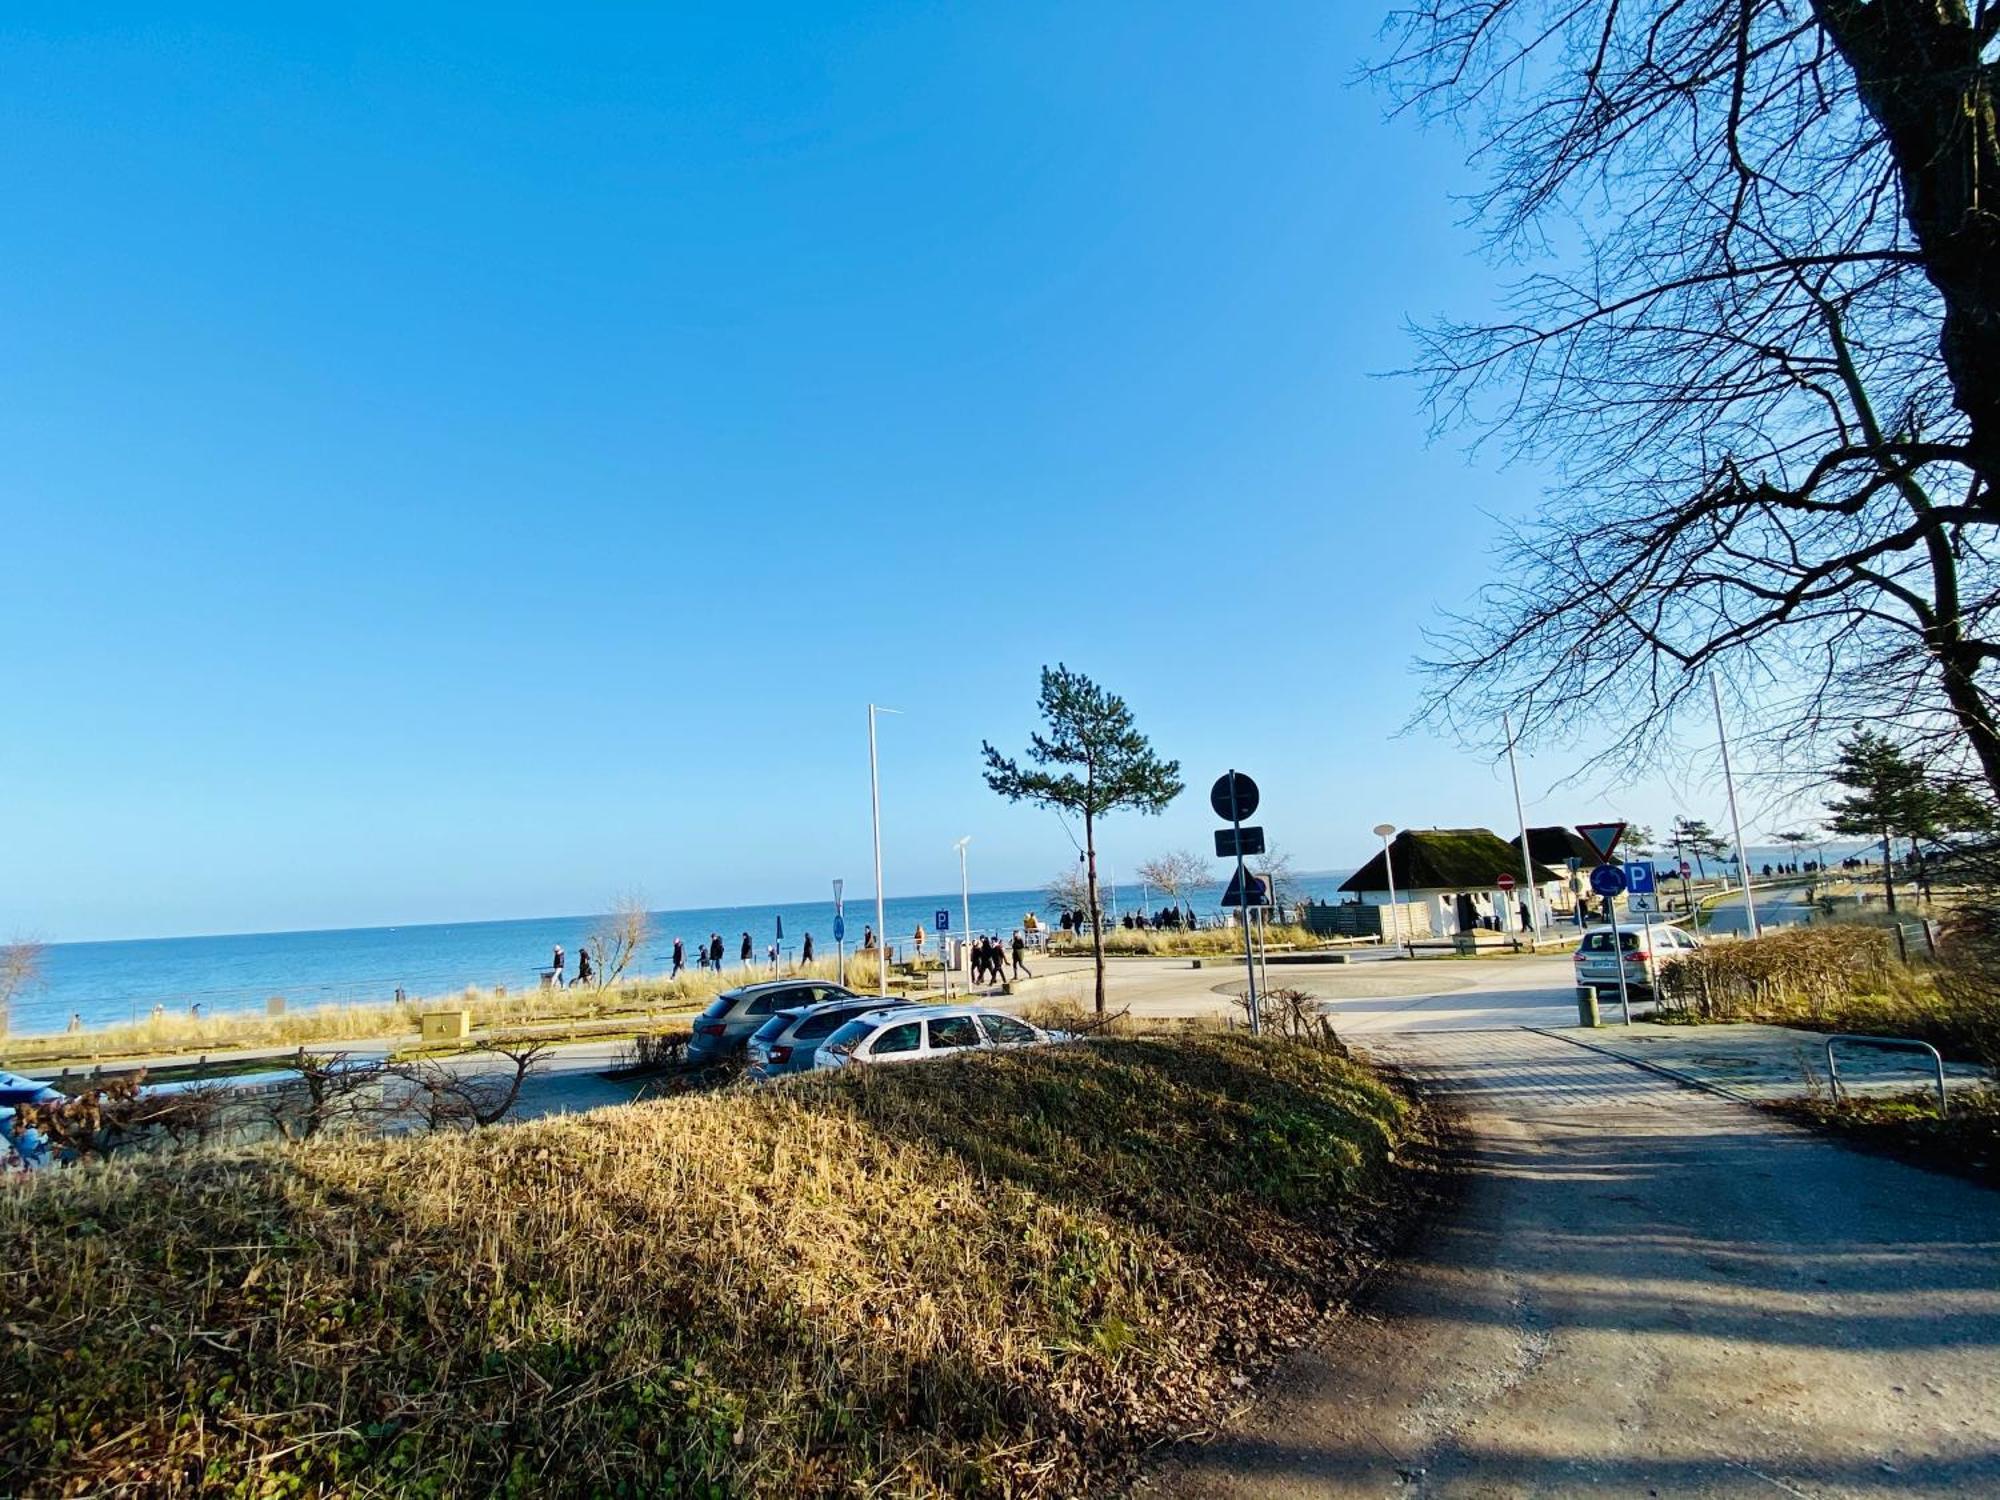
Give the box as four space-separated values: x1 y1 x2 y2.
1373 823 1408 957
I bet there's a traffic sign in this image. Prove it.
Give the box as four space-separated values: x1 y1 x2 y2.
1627 860 1657 895
1590 864 1629 897
1496 872 1516 891
1629 891 1661 914
935 909 950 932
1215 824 1266 859
1211 771 1260 822
833 914 846 941
1576 822 1626 864
1220 868 1271 908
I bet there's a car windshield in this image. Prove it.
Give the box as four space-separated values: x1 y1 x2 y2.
1580 932 1643 953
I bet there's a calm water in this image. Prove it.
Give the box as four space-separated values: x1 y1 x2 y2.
12 874 1358 1036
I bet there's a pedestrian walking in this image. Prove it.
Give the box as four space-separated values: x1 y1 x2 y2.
576 946 594 987
740 931 753 966
801 932 815 966
1012 930 1030 978
913 922 926 960
671 937 685 977
709 932 724 970
552 945 566 986
862 924 875 951
767 941 779 971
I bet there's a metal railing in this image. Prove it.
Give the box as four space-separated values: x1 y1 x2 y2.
1824 1033 1949 1117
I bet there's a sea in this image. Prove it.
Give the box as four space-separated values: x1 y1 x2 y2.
11 874 1362 1037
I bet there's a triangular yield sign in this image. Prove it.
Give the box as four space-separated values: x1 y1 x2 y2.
1576 822 1626 865
1220 867 1271 908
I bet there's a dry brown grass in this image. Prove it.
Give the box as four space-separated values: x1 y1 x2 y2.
1654 924 1997 1060
1046 924 1325 958
0 1034 1414 1498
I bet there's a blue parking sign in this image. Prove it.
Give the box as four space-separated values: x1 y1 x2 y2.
1627 859 1656 895
935 909 950 932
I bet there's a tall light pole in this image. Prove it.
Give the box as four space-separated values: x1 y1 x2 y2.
868 704 901 998
1502 711 1539 940
1373 823 1407 957
1711 677 1760 938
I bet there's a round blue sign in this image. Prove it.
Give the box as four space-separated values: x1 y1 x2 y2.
1589 864 1629 897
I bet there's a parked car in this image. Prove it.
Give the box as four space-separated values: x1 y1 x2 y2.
686 980 862 1064
812 1004 1055 1071
745 997 910 1080
1573 923 1700 998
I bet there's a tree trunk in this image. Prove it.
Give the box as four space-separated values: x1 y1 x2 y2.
1882 828 1898 914
1814 0 2000 509
1084 807 1105 1015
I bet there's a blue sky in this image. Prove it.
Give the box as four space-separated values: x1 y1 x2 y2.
0 4 1769 940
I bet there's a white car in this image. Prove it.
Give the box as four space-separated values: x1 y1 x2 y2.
813 1004 1055 1070
1572 923 1700 996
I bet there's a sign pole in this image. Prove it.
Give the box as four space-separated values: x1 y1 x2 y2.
1230 770 1259 1035
833 879 845 987
868 704 895 999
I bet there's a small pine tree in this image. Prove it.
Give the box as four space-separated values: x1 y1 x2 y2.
983 665 1184 1014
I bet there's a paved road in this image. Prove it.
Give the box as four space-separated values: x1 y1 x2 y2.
1159 1028 2000 1499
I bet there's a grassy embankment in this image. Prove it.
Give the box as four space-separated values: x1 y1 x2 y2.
1 1032 1417 1498
0 955 893 1071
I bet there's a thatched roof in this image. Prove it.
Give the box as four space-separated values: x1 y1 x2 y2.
1510 826 1619 869
1342 828 1563 894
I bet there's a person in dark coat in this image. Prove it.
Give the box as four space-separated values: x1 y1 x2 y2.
740 931 753 966
709 933 724 969
671 938 685 977
576 946 594 986
801 932 815 966
1012 931 1030 978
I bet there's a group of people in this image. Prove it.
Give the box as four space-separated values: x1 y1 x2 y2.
547 944 594 987
969 932 1029 985
1121 906 1198 931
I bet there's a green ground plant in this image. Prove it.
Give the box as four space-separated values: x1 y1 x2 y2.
0 1033 1416 1498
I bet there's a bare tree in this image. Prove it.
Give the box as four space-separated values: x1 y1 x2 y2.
0 938 44 1037
1377 2 2000 795
586 894 652 992
1043 865 1094 921
1254 846 1302 918
1135 849 1213 913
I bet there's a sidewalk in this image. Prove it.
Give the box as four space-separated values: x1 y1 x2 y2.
1535 1019 1987 1103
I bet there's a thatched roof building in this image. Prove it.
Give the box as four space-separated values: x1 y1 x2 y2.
1341 828 1562 895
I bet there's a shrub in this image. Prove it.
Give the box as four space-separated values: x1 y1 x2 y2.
1656 925 1900 1022
0 1034 1414 1498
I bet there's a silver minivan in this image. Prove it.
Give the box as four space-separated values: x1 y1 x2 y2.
1572 923 1699 997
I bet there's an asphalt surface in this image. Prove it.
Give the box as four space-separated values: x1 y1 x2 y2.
1158 1024 2000 1499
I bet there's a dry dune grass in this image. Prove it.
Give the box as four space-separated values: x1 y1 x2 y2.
3 955 889 1069
0 1033 1414 1497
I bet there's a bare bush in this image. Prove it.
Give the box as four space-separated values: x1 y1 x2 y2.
1656 926 1899 1021
586 895 652 992
387 1040 550 1131
17 1075 231 1160
0 938 44 1036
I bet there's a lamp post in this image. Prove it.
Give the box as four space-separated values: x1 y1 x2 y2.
868 704 901 998
1373 823 1407 957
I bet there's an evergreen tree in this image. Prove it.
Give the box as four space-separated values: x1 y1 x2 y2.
983 666 1183 1015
